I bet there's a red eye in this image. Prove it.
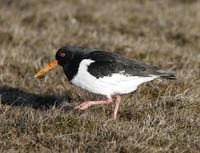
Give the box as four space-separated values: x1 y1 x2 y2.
60 52 66 57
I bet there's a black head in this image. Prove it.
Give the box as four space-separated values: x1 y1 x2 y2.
55 47 74 66
55 46 92 66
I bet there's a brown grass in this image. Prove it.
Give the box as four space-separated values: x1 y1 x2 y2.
0 0 200 152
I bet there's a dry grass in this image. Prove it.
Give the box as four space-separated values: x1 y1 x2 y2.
0 0 200 152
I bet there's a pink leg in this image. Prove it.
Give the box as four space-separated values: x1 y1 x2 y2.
75 96 112 110
112 95 121 120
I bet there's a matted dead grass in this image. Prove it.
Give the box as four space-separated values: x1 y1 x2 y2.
0 0 200 152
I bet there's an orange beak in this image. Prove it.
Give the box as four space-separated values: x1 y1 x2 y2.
34 60 58 78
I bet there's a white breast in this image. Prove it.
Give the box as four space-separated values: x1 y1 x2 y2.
71 59 158 96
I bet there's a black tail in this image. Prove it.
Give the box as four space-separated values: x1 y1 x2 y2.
155 70 176 80
160 73 176 80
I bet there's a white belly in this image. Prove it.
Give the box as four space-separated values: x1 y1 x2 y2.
71 59 158 96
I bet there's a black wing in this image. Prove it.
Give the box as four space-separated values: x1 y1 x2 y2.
85 51 175 79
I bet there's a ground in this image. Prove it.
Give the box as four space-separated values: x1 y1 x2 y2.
0 0 200 152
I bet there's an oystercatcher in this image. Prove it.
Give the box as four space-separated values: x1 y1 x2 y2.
35 46 176 120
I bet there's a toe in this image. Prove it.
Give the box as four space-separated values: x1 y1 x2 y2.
75 101 91 110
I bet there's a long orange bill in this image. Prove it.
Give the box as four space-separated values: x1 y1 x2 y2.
34 60 58 78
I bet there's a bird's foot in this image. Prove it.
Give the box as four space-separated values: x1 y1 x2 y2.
75 98 112 110
75 96 121 121
75 101 95 110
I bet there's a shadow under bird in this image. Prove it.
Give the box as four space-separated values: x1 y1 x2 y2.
35 46 176 120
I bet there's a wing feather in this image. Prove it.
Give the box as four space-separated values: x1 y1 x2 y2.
86 51 162 78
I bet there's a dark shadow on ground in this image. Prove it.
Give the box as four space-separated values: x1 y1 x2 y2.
0 85 72 110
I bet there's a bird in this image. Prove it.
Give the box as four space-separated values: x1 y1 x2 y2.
35 46 176 120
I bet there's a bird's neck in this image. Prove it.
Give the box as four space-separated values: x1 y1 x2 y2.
63 52 85 81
